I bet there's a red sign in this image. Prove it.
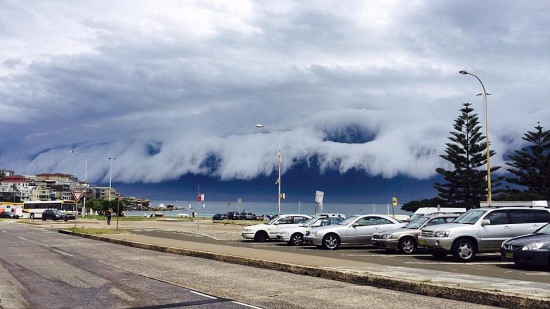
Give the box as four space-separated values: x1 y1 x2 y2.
72 191 84 203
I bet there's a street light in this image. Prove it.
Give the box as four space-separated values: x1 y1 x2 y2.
256 124 282 214
108 157 116 201
459 70 492 205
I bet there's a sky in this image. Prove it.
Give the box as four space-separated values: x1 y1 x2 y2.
1 1 549 204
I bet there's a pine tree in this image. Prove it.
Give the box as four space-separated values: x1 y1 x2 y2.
506 123 550 199
434 103 499 209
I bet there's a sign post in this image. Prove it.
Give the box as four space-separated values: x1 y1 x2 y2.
391 196 398 218
315 191 324 214
116 193 121 230
72 190 84 228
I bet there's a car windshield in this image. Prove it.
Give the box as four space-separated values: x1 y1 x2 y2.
338 215 361 226
535 223 550 235
266 215 280 225
452 209 487 224
403 216 431 229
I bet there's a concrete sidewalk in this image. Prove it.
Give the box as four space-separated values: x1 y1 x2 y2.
55 219 550 309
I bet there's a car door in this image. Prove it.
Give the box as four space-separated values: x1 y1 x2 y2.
509 209 550 237
343 216 386 245
268 216 293 237
478 210 512 251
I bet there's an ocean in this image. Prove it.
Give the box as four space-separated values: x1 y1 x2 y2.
125 200 412 218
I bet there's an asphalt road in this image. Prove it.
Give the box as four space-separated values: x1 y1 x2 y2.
0 221 501 309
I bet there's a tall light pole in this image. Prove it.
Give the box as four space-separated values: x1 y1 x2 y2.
256 124 282 214
108 157 116 201
459 70 492 205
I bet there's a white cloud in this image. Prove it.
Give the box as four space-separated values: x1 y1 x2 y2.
1 0 549 186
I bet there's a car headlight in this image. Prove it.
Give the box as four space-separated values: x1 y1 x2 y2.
381 234 393 239
522 242 543 251
309 231 318 236
434 231 450 238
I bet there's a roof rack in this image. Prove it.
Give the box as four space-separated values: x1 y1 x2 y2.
479 200 548 208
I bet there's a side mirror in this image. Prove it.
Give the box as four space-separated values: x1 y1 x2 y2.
481 219 491 226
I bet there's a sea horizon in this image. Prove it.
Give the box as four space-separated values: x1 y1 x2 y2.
134 200 412 218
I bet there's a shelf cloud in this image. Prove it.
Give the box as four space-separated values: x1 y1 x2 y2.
1 1 549 190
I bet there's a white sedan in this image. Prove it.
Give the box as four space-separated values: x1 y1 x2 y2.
304 214 406 250
242 214 311 242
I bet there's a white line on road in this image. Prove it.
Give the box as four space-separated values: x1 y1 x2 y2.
232 301 263 309
190 290 217 299
53 249 73 257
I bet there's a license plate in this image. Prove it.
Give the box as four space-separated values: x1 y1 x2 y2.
418 239 426 246
505 252 513 259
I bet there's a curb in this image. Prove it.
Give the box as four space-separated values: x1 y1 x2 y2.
59 229 550 309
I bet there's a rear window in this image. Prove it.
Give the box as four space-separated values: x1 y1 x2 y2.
510 209 550 224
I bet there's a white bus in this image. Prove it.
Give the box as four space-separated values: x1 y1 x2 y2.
22 200 77 219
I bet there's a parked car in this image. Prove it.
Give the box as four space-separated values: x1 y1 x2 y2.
409 207 466 221
241 212 256 220
242 214 311 242
304 214 406 250
212 213 227 221
42 209 72 221
227 211 242 220
277 213 346 246
501 222 550 268
419 205 550 262
0 211 20 219
371 213 460 254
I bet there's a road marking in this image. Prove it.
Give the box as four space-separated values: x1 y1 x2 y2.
232 301 263 308
17 236 27 241
190 290 216 299
53 249 73 257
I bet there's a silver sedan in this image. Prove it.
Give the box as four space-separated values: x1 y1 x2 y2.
304 214 406 250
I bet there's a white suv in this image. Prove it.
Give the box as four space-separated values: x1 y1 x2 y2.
418 206 550 262
242 214 311 242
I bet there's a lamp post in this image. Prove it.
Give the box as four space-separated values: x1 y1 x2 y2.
256 124 282 214
459 70 492 205
108 157 116 201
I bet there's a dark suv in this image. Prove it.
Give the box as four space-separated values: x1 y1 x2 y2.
42 209 71 221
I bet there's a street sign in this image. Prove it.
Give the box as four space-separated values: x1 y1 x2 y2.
315 190 324 204
392 196 398 206
72 191 84 203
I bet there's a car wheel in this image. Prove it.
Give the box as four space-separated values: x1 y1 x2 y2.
254 231 269 242
398 237 417 254
289 233 304 246
42 216 46 221
322 233 340 250
30 213 35 219
452 239 476 262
